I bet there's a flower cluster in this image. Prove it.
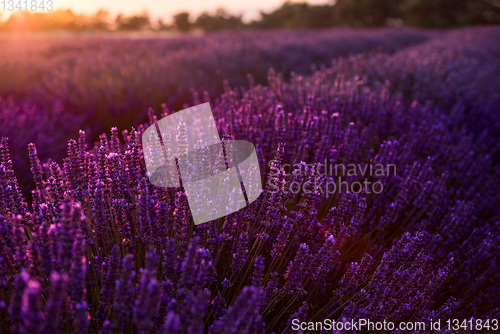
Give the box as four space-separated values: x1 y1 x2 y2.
0 28 433 197
0 26 499 333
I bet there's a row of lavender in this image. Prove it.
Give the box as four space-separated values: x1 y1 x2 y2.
0 28 433 120
0 28 435 197
0 26 499 333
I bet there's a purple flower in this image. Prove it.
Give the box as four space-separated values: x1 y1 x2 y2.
283 301 309 334
28 144 43 191
133 272 161 333
1 27 500 334
112 254 135 330
8 269 29 334
12 219 27 270
41 272 68 334
210 286 263 334
96 246 120 329
160 311 182 334
21 280 42 334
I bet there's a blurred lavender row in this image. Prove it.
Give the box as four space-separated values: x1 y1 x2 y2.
1 27 441 198
0 26 499 333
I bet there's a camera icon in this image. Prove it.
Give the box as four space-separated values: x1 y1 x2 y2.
142 102 262 225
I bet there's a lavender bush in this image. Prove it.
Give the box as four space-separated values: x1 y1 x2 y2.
0 28 437 198
0 26 499 333
0 28 434 133
0 96 87 197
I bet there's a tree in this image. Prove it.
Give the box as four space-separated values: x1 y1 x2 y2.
401 0 500 27
116 12 150 31
332 0 401 26
194 8 244 32
331 0 500 27
90 9 110 31
173 12 191 32
254 2 335 29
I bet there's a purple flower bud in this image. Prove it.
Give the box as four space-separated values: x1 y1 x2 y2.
8 269 29 333
133 274 161 333
210 292 226 320
160 311 182 334
21 280 42 334
252 256 264 287
230 232 249 274
27 240 40 278
28 143 43 191
97 319 112 334
282 243 313 296
41 272 68 334
12 220 27 269
210 286 263 334
37 221 54 279
283 301 309 334
96 246 120 329
113 254 135 330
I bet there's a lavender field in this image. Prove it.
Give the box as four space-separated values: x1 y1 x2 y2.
0 26 500 333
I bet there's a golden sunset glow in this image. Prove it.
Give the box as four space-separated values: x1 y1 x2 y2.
1 0 332 23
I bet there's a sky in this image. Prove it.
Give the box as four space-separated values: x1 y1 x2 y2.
1 0 333 23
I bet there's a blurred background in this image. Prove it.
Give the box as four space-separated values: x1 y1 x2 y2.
1 3 500 334
1 0 499 198
1 0 499 33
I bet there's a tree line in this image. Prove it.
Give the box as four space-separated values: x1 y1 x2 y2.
0 0 499 33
